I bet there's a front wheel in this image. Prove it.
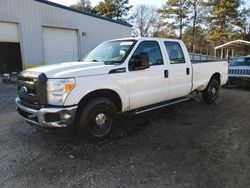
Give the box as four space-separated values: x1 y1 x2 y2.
202 79 220 104
77 97 117 140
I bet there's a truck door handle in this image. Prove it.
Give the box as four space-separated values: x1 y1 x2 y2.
186 68 190 75
164 70 168 78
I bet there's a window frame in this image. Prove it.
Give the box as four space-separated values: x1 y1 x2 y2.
164 41 186 64
129 40 164 68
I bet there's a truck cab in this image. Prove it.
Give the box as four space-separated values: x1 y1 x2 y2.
16 37 228 140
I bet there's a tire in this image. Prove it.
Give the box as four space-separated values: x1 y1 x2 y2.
202 79 220 104
77 97 117 140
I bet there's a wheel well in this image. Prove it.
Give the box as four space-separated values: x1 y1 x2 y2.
77 89 122 112
210 73 221 85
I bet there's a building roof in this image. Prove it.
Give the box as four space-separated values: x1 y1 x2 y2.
35 0 132 28
215 39 250 50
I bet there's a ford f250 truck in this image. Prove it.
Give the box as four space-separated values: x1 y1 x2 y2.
16 38 228 139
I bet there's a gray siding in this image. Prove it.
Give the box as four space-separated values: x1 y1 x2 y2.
0 0 131 67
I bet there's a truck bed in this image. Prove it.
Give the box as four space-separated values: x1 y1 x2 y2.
192 61 228 92
191 60 225 64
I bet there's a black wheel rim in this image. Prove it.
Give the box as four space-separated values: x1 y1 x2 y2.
88 106 113 137
209 85 218 101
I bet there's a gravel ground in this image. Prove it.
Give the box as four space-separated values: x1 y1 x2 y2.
0 81 250 188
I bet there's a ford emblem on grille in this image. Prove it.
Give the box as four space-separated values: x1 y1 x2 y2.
20 86 28 93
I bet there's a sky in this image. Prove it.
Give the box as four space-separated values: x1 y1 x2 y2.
49 0 166 7
50 0 250 7
49 0 250 8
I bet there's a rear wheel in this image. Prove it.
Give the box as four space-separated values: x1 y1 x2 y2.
202 79 220 104
77 97 117 140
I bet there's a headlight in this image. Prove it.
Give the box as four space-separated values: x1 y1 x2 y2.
47 78 75 105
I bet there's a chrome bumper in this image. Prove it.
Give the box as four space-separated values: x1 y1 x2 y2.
16 97 77 128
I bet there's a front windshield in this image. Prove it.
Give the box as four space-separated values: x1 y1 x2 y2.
82 40 136 64
229 57 250 66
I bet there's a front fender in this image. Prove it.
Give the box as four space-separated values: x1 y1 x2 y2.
64 75 130 112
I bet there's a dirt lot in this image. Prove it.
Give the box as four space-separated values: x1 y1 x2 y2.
0 82 250 188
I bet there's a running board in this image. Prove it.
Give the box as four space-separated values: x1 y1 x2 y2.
132 97 191 115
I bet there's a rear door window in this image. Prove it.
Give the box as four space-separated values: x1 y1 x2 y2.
164 41 185 64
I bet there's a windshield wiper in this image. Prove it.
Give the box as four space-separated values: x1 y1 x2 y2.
104 61 121 65
81 59 100 62
91 59 100 62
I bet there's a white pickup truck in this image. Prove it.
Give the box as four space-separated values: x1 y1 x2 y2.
16 37 228 139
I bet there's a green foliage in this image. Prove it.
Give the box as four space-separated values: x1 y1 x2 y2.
95 0 132 21
95 0 115 18
71 0 249 56
70 0 96 13
182 26 208 53
159 0 189 39
205 0 242 44
157 0 248 55
186 0 207 52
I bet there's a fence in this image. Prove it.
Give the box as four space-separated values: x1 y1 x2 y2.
189 53 222 61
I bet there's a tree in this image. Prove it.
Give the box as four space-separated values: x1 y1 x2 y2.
182 26 208 54
70 0 95 13
159 0 189 39
95 0 115 18
153 23 177 38
204 0 242 44
95 0 132 21
114 0 132 20
131 5 161 37
236 8 250 40
234 7 250 54
187 0 206 53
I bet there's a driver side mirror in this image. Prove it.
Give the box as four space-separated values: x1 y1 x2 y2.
129 53 150 71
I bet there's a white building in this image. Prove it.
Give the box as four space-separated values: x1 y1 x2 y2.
0 0 132 73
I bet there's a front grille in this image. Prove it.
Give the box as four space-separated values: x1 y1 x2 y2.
229 69 250 75
18 76 37 84
17 73 48 107
17 76 40 109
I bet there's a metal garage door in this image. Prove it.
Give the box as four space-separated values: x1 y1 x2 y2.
0 22 19 43
43 27 79 64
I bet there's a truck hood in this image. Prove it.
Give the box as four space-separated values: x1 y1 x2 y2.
229 65 250 70
25 61 117 78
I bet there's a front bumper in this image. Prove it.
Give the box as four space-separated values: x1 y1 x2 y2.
16 97 77 128
228 76 250 86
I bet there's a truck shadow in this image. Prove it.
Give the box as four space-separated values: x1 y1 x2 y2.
34 101 194 145
109 106 181 140
224 85 250 91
